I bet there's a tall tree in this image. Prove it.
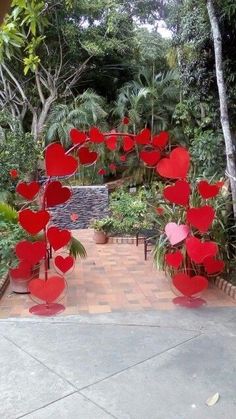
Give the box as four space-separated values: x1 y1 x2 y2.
206 0 236 217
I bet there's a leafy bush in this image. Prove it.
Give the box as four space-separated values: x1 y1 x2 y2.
0 129 40 198
190 129 225 177
109 188 153 234
90 217 114 233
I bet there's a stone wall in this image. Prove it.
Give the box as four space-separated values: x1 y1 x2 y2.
50 185 109 229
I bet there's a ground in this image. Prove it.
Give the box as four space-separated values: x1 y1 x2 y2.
0 229 236 418
0 229 234 317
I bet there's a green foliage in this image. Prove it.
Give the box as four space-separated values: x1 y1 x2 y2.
45 90 108 146
113 68 179 132
109 188 153 234
0 114 40 196
0 202 28 277
90 217 114 233
190 129 225 178
69 236 87 259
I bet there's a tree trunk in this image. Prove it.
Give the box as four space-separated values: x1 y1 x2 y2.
31 94 57 141
0 0 12 25
206 0 236 218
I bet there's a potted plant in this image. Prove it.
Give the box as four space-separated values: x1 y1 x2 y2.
90 217 113 244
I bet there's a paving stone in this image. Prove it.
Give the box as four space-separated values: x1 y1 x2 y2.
23 393 113 419
81 334 236 419
0 335 73 419
0 321 197 389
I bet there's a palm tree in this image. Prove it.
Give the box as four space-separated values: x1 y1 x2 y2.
113 67 180 134
45 89 108 147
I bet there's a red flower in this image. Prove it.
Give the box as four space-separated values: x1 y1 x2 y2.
120 155 127 162
9 169 19 179
122 116 129 125
70 213 79 222
156 207 164 215
98 168 106 175
109 163 117 171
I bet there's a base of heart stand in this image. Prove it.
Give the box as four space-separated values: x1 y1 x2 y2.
172 296 206 308
29 303 65 316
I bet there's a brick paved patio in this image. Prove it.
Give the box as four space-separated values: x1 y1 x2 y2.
0 229 235 318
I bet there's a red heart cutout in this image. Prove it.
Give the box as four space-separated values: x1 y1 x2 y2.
16 181 40 201
54 255 74 274
10 260 32 281
45 143 78 177
77 146 98 165
163 180 191 206
186 236 218 264
139 149 161 166
187 205 215 233
173 273 208 297
19 209 50 235
89 127 104 143
156 147 190 179
165 223 190 245
70 128 87 145
15 240 47 265
123 136 135 152
165 251 183 269
44 181 71 207
152 131 169 149
47 226 71 251
203 256 225 275
106 135 117 151
29 276 65 303
135 128 151 145
198 180 220 199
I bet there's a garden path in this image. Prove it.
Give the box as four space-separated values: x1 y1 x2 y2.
0 229 235 318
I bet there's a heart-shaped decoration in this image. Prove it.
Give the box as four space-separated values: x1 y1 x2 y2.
165 222 190 245
16 181 40 201
203 256 225 275
15 240 47 265
139 149 161 166
106 135 117 151
156 147 190 179
198 180 220 199
165 251 183 269
70 128 87 145
29 276 65 303
173 273 208 297
89 127 104 143
163 180 191 206
19 209 50 235
152 131 169 149
54 255 74 274
45 143 78 177
123 135 135 152
47 226 71 251
44 181 71 207
135 128 151 145
187 205 215 233
98 168 106 175
186 236 218 264
10 260 32 281
77 146 98 165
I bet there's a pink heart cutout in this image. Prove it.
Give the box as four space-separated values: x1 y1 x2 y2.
165 222 190 246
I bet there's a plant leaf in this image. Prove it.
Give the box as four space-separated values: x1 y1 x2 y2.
206 392 220 406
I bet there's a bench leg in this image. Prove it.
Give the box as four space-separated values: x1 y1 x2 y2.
144 240 148 260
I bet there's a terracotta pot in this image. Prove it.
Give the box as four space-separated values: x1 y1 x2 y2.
93 230 108 244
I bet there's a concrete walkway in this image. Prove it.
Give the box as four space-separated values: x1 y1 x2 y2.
1 307 236 418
